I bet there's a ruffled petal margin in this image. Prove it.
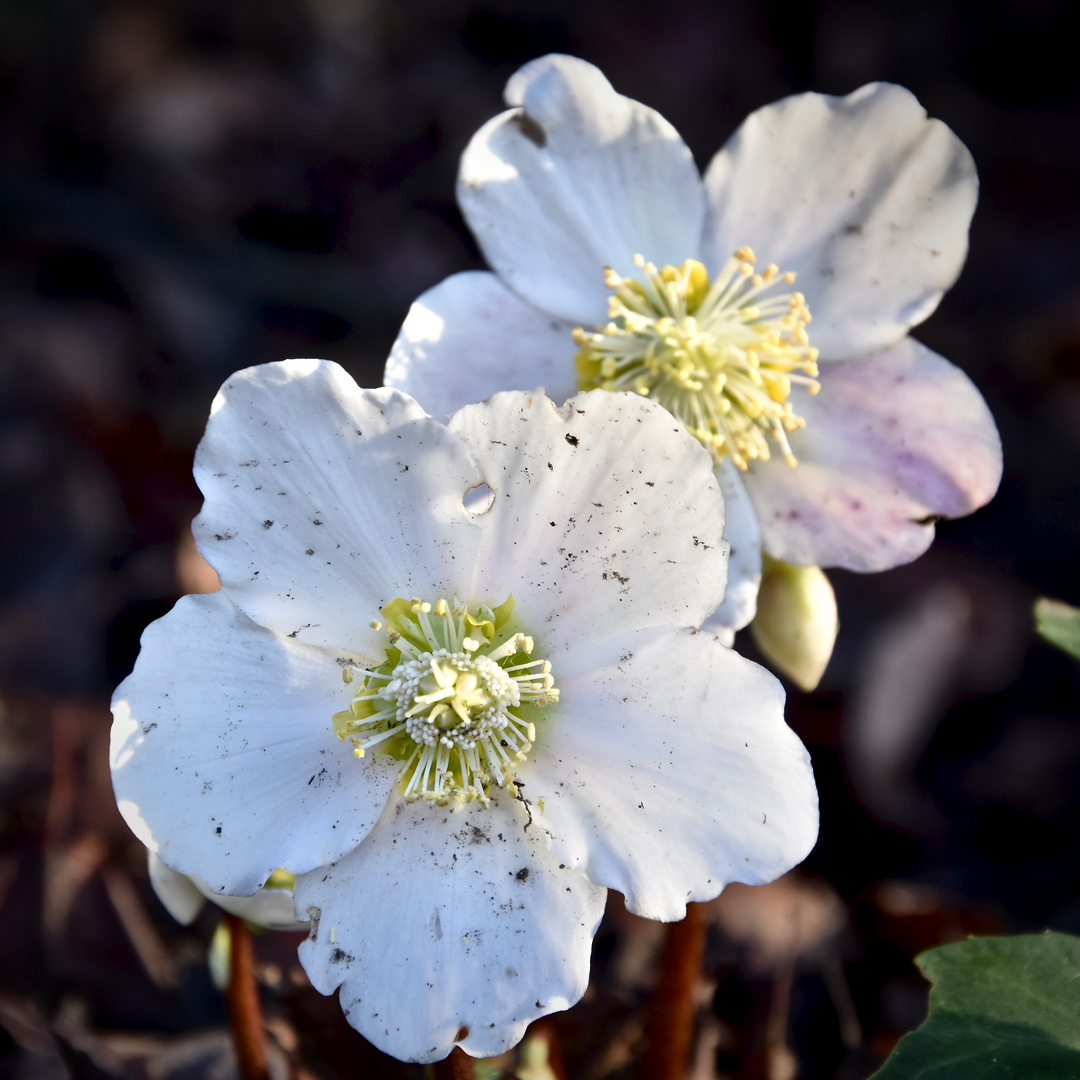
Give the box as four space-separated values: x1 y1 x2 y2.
459 54 706 326
384 271 579 418
745 338 1002 570
703 83 977 360
111 591 398 895
295 793 606 1064
528 626 818 922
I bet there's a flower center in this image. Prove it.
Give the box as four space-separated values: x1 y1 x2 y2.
574 249 821 470
333 595 559 806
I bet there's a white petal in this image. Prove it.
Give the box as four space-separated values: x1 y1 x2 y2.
193 360 482 650
295 793 606 1064
527 626 818 922
703 83 977 359
446 389 729 651
384 272 579 417
744 338 1002 570
111 591 398 895
148 851 206 925
193 880 306 932
701 460 762 639
458 55 706 325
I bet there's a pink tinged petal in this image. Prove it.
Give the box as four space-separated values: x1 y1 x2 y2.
745 338 1002 571
192 360 482 651
446 389 729 651
528 626 818 922
295 793 606 1064
384 271 579 418
701 460 763 641
702 83 978 359
110 591 398 896
458 54 706 326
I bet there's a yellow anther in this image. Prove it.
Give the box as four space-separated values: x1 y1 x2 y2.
573 247 820 471
334 594 556 807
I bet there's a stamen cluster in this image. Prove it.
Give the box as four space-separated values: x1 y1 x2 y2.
333 596 558 806
574 250 821 469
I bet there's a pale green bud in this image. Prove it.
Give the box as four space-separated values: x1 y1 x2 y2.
750 558 838 692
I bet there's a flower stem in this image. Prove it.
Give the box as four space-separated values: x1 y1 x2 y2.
225 914 271 1080
639 900 708 1080
433 1047 475 1080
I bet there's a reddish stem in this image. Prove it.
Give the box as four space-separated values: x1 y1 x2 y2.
639 901 708 1080
527 1020 568 1080
225 914 271 1080
433 1046 476 1080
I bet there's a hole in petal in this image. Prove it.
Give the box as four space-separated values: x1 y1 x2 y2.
512 111 546 147
463 483 495 514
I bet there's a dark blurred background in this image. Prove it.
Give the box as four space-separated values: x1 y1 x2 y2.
2 1 1080 1078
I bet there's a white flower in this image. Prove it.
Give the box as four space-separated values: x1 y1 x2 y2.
110 359 817 1063
385 55 1003 641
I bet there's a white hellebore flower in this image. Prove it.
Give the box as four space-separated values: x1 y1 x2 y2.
110 359 817 1064
385 55 1003 641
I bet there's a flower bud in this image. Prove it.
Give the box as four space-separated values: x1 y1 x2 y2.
750 558 838 691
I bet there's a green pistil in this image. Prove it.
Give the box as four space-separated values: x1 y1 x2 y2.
333 596 558 806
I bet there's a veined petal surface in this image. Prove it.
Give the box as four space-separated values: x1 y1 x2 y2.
459 54 705 326
703 83 977 359
296 793 605 1064
701 460 763 640
527 626 818 922
384 271 578 418
193 360 482 651
746 338 1002 570
111 591 398 896
446 389 729 652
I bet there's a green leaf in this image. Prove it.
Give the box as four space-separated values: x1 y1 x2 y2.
872 933 1080 1080
1035 598 1080 662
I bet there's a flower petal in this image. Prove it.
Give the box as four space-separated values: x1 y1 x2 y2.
446 389 729 650
111 591 398 895
701 460 762 641
527 626 818 922
703 83 977 359
745 338 1002 570
193 360 482 650
194 880 306 931
458 54 706 325
295 793 606 1064
384 271 579 418
148 851 206 925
